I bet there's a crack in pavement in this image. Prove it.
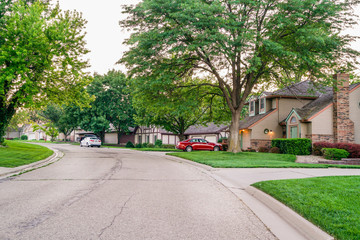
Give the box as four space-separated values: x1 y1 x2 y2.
98 194 135 239
10 154 124 237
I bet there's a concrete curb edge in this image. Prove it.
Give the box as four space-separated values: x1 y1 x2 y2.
0 147 64 179
246 186 334 240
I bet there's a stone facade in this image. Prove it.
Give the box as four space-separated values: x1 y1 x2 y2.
250 139 272 150
333 74 355 143
306 134 334 143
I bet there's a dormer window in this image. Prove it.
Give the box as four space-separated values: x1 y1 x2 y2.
259 97 266 114
249 97 255 116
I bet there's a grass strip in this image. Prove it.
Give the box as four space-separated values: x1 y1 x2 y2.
252 176 360 240
0 141 53 168
167 151 360 168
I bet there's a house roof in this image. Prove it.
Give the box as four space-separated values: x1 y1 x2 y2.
269 81 330 98
158 123 229 135
239 109 277 129
291 82 359 120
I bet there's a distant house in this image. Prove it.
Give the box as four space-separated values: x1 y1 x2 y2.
5 124 47 140
134 123 229 145
239 73 360 150
76 126 136 144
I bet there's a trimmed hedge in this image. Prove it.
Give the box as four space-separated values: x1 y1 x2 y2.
125 141 135 148
20 135 28 140
272 138 312 155
313 142 360 158
322 148 350 160
155 139 163 147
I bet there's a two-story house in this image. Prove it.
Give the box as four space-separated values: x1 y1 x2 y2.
239 73 360 150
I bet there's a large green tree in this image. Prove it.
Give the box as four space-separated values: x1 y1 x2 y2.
120 0 359 152
81 70 136 144
0 0 90 144
132 77 230 140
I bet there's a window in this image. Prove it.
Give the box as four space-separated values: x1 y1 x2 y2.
259 97 265 114
154 135 157 142
146 135 150 143
290 116 297 124
249 100 255 116
138 135 142 144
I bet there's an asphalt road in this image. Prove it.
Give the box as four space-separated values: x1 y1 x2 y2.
0 144 276 240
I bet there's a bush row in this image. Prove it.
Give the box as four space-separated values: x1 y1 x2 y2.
313 142 360 158
271 138 312 155
125 140 175 149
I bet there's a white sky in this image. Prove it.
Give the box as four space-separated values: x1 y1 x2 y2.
57 0 360 75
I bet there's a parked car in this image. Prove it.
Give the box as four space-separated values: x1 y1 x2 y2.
176 138 223 152
80 137 101 148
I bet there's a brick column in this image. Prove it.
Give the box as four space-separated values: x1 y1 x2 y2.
333 73 355 143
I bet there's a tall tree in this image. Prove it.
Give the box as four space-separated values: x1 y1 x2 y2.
0 0 90 144
120 0 359 152
82 70 136 144
132 76 230 140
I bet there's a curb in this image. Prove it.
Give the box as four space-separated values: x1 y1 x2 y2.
0 147 64 179
246 186 334 240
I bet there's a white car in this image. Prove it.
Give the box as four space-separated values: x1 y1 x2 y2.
80 137 101 148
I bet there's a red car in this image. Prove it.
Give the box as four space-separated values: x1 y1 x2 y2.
176 138 223 152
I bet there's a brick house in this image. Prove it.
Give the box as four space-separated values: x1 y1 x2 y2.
239 74 360 150
134 123 229 145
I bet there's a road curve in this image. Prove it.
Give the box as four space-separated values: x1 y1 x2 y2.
0 144 276 240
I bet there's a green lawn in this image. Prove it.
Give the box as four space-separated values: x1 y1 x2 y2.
0 141 53 168
253 176 360 240
167 151 360 168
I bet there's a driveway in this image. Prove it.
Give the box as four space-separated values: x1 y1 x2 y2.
0 144 276 240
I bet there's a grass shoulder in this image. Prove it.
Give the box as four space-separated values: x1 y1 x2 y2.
0 141 53 168
252 176 360 240
167 151 360 168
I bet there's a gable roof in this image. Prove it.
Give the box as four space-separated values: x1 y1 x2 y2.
269 81 330 98
290 82 359 120
239 109 277 129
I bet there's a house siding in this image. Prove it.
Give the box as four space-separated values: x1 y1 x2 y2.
311 106 333 135
350 85 360 144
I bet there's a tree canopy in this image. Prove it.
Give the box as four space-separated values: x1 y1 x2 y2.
120 0 359 152
0 0 91 143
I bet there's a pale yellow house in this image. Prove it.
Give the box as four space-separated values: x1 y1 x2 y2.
239 74 360 150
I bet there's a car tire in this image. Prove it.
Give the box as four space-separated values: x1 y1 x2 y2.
185 146 192 152
214 146 220 151
97 146 101 148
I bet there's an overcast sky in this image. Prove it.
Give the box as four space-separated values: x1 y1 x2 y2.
57 0 360 75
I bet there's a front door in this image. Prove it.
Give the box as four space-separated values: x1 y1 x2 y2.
290 126 298 138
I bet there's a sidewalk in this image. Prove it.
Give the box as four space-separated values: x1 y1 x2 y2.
161 153 360 240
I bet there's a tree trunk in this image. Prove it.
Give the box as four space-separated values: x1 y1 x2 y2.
178 133 186 141
0 106 16 144
227 109 242 153
117 131 122 145
99 130 105 145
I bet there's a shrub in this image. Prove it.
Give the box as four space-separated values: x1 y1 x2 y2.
243 148 256 152
162 144 176 149
322 148 350 160
269 147 280 154
147 143 154 148
142 142 148 148
20 135 28 140
272 138 312 155
217 137 228 143
12 137 20 140
313 142 360 158
222 144 228 151
155 139 163 147
125 141 135 148
258 147 269 153
135 143 142 148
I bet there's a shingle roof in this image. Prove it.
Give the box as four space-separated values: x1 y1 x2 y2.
239 109 277 129
158 123 229 135
293 82 359 120
270 81 331 98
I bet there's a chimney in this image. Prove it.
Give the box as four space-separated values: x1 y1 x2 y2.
333 73 355 143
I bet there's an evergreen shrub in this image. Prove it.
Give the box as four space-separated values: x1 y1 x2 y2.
20 135 28 140
125 141 135 148
322 148 350 160
271 138 312 155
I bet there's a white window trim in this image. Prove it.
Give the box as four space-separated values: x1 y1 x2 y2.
259 97 266 114
249 100 255 116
